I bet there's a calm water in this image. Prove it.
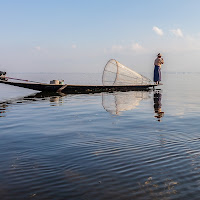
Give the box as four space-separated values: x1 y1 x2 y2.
1 73 200 199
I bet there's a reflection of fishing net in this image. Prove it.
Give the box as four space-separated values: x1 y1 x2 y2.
102 91 150 115
102 59 151 86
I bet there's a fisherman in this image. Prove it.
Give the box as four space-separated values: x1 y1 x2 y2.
154 53 164 84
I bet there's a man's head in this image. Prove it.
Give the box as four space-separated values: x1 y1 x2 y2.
157 53 162 58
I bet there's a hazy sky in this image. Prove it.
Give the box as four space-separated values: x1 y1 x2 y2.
1 0 200 73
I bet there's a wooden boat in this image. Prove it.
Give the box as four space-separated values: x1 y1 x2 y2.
0 79 157 94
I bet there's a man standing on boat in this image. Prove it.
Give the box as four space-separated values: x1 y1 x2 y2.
154 53 164 84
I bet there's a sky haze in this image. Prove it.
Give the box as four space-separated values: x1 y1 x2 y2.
1 0 200 74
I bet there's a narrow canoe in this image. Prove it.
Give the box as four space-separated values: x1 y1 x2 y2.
0 80 157 93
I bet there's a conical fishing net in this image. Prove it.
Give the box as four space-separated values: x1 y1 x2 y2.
102 59 151 86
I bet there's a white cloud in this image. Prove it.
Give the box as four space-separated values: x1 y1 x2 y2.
110 43 145 53
131 43 144 51
153 26 164 36
109 42 145 54
170 28 183 37
111 45 124 52
34 46 41 51
185 35 195 41
72 44 77 49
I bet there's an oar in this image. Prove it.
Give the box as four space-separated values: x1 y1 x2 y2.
5 76 42 84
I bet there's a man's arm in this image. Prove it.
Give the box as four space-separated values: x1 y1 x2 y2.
160 58 164 64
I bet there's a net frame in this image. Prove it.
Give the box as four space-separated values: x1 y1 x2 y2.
102 59 151 86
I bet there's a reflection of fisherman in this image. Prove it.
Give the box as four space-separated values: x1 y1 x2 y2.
154 91 164 121
154 53 164 85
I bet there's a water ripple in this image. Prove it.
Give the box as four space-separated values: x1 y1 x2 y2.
1 74 200 199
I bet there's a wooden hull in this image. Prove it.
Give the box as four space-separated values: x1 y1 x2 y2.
0 80 156 93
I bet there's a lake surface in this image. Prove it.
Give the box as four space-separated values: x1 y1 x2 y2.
1 73 200 199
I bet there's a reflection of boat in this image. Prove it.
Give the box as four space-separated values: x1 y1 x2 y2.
0 103 7 117
0 92 66 117
102 91 150 115
0 90 151 117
